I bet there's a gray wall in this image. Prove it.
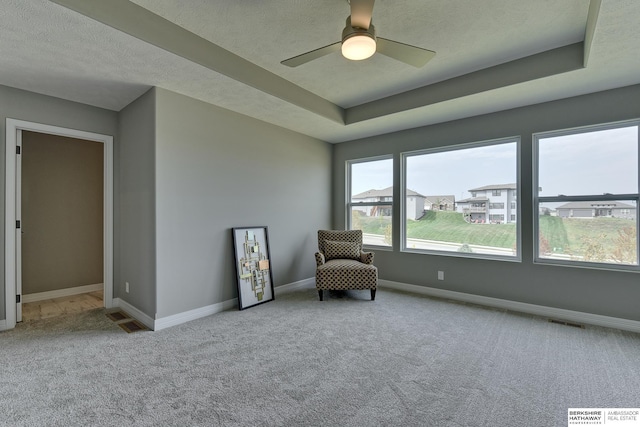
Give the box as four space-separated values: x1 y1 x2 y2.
154 88 331 318
2 83 330 325
0 84 118 322
117 88 157 317
333 84 640 321
22 132 103 294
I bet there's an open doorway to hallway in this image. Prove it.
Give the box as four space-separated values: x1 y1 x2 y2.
4 118 114 331
19 131 104 322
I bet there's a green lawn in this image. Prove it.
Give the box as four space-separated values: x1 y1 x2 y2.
540 215 636 262
351 215 390 235
359 211 517 249
357 211 636 263
538 215 569 251
407 211 516 248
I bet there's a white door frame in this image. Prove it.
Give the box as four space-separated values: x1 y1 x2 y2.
4 118 114 330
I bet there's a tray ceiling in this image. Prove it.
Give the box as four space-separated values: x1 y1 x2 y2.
1 0 639 142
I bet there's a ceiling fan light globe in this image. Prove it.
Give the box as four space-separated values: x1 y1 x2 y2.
342 34 376 60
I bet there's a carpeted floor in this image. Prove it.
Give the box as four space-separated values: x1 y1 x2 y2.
1 286 639 426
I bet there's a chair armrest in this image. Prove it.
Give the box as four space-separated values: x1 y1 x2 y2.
360 251 374 264
315 252 326 266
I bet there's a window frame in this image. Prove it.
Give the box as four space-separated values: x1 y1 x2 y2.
533 119 640 271
346 155 394 250
401 137 521 261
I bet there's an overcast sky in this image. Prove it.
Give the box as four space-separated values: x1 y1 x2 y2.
351 125 638 200
538 125 637 196
351 142 517 200
406 142 516 199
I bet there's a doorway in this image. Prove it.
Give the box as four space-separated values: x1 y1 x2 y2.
21 131 104 321
4 119 114 330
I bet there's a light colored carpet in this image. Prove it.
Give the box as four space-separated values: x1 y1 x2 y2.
1 287 639 426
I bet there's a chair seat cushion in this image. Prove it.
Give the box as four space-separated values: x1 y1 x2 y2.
316 259 377 291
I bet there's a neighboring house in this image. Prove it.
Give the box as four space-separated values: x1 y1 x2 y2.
352 187 426 220
406 190 427 220
424 195 456 211
456 183 517 224
556 201 637 220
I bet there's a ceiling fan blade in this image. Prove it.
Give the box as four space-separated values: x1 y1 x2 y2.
350 0 375 29
281 42 341 67
376 37 436 68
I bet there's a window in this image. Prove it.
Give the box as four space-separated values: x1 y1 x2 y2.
492 190 502 196
511 202 516 209
403 138 519 259
347 156 393 247
534 121 639 269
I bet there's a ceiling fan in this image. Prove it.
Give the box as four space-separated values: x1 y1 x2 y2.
281 0 435 68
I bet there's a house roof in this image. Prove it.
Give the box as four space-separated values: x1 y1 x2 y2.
556 201 637 210
424 195 456 204
468 183 517 192
352 187 425 199
1 1 639 143
457 197 489 203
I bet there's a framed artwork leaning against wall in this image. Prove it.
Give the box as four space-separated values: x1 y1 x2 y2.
232 226 275 310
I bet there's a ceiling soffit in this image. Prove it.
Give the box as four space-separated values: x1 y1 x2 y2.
50 0 595 129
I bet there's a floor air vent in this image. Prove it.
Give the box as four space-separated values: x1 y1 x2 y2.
549 319 584 329
106 310 149 333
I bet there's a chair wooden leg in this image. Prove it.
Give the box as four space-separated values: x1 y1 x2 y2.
371 289 376 301
318 290 323 301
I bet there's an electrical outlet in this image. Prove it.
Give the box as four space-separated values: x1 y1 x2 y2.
437 271 444 281
125 282 130 293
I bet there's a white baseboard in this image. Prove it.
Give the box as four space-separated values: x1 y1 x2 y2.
379 279 640 334
274 277 314 296
23 283 103 303
154 298 238 331
112 298 155 330
151 278 316 331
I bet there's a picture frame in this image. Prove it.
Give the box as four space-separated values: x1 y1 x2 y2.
232 226 275 310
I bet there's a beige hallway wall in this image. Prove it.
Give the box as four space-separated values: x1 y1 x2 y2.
22 131 103 295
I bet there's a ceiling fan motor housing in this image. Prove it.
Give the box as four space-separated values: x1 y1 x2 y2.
342 17 376 43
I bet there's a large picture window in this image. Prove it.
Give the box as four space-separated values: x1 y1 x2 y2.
347 156 393 247
402 138 519 259
534 121 639 269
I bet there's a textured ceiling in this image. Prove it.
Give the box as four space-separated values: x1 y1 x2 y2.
1 0 639 143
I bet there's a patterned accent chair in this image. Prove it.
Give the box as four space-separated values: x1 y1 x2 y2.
315 230 377 301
